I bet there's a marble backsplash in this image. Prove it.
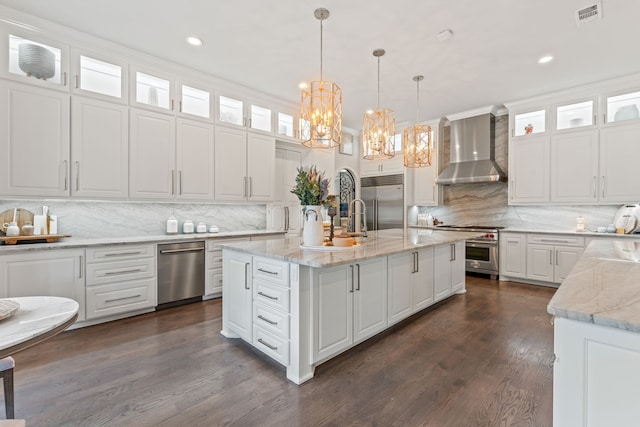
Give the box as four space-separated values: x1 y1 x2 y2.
409 114 621 231
0 200 266 238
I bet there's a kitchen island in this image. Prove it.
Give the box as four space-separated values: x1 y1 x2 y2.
220 228 481 384
547 239 640 425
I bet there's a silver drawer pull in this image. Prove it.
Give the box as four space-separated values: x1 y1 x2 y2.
540 239 571 244
257 268 278 275
105 295 141 303
257 291 278 301
160 247 204 254
104 251 144 257
104 269 143 276
257 315 278 326
257 338 278 351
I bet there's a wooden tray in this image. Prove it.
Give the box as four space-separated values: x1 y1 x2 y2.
0 234 71 245
0 208 34 234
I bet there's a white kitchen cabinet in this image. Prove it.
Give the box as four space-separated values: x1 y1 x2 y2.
222 251 253 341
526 234 584 284
70 50 127 103
217 94 273 134
312 257 387 362
0 80 70 197
387 248 434 325
71 96 129 198
205 237 250 297
214 125 275 201
599 122 640 203
499 232 527 278
509 135 550 204
434 241 465 302
360 155 404 177
275 147 302 203
267 204 302 234
131 68 173 113
5 33 69 90
129 108 214 200
0 249 85 321
550 129 599 203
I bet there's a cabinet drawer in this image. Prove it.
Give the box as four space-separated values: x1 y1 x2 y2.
253 279 290 312
86 245 154 262
206 249 223 269
252 326 289 365
206 268 223 295
527 234 585 247
86 257 155 286
253 256 289 287
86 278 156 319
208 237 250 251
253 302 290 339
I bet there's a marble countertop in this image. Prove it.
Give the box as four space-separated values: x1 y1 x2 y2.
409 225 640 238
0 229 285 254
547 239 640 333
219 228 482 268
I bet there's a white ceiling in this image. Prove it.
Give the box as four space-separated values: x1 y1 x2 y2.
2 0 640 129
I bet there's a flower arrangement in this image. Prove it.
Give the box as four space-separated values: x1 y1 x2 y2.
291 165 330 206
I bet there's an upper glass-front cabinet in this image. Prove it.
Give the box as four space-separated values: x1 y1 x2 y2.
556 100 594 130
513 109 546 137
71 51 126 102
219 95 244 126
7 34 67 88
250 104 271 132
132 69 172 111
180 84 210 119
277 112 295 138
605 90 640 124
218 94 273 132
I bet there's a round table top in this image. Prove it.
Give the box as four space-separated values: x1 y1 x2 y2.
0 296 79 358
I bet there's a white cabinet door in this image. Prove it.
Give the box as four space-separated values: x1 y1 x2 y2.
407 166 440 206
0 249 85 321
413 247 435 311
600 123 640 203
223 251 252 341
215 126 247 201
509 135 550 204
387 252 414 325
500 233 527 278
176 118 214 200
526 244 554 282
352 258 387 344
275 148 302 203
434 244 453 302
554 246 584 283
129 108 175 199
0 81 70 196
312 264 353 363
450 241 465 293
247 133 275 201
71 96 128 198
550 130 599 203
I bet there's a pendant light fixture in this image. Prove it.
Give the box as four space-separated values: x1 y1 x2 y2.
300 8 342 149
362 49 395 160
403 75 433 167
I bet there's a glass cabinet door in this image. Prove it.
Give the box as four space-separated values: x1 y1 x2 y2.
76 54 124 100
250 104 272 132
219 95 244 126
556 100 594 130
277 112 295 138
180 84 210 119
606 90 640 124
8 34 66 87
514 109 546 137
135 71 171 110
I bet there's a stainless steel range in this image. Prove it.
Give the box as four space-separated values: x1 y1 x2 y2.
435 225 503 278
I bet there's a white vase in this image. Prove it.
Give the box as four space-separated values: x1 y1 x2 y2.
302 205 324 247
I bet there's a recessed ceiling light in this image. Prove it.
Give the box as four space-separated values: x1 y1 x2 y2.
538 55 554 64
186 36 203 46
436 29 454 42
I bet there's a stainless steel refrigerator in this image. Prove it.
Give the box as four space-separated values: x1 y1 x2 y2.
361 174 404 231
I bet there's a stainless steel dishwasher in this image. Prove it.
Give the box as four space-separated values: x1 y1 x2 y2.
157 241 205 308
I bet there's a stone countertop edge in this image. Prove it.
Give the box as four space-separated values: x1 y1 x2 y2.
219 229 483 268
547 238 640 333
409 225 640 238
0 230 285 254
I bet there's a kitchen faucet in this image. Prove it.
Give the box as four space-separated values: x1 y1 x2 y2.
348 199 367 237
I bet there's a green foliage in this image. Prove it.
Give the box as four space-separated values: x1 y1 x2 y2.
290 165 330 205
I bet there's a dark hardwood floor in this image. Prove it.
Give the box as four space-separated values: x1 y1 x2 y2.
3 276 556 427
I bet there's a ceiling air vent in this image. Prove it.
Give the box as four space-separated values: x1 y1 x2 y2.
576 2 602 26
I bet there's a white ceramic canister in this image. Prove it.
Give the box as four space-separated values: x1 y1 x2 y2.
5 221 19 237
166 217 178 234
196 222 207 233
183 220 194 234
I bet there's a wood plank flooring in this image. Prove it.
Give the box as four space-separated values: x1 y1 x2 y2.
3 276 556 426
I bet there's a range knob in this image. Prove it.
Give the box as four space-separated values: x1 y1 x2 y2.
489 233 495 239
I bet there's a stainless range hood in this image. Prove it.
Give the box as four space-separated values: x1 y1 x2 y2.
435 113 507 185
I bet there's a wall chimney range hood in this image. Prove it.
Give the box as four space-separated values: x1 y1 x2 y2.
435 111 507 185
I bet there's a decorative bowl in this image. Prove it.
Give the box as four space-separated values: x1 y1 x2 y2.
18 43 55 80
332 236 355 247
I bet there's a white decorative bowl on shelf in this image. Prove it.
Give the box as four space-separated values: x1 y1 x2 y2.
614 104 639 121
18 43 55 80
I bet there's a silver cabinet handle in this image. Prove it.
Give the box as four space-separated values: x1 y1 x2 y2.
248 177 252 197
171 100 174 111
549 250 553 265
79 255 83 278
450 243 456 261
593 176 596 198
257 314 278 326
243 176 247 197
540 239 570 244
349 265 354 293
75 161 80 191
556 250 559 266
105 295 141 303
507 239 519 244
415 252 419 273
601 176 605 198
178 170 183 195
63 160 68 190
244 262 250 290
179 101 182 113
356 263 361 291
74 75 79 89
243 117 247 127
104 269 143 276
257 338 277 351
257 291 278 301
171 170 175 195
284 207 289 231
63 72 68 86
159 247 204 254
257 268 278 275
104 251 144 257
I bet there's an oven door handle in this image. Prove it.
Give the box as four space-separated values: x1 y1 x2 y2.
466 240 498 246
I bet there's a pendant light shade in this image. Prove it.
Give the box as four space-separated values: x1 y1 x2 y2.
300 8 342 149
404 75 433 167
362 49 395 160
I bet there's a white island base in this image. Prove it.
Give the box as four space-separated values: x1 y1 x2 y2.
220 230 471 384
